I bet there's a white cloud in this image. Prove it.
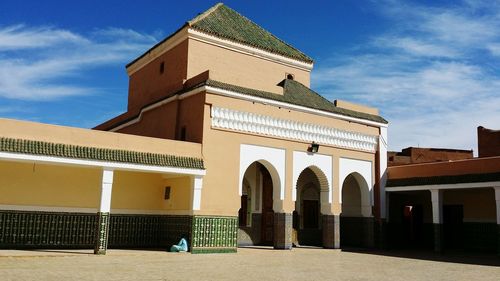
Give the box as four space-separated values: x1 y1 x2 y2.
313 0 500 152
0 25 157 100
0 24 88 51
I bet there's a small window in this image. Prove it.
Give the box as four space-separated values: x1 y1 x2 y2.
164 186 171 200
159 62 165 74
180 126 186 141
286 73 294 80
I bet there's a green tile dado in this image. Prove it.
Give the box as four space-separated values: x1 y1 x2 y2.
191 216 238 254
0 210 97 248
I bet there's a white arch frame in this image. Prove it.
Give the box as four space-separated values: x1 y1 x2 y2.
292 151 333 203
239 144 286 211
339 158 373 217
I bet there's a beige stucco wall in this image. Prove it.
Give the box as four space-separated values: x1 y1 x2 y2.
112 171 192 213
0 161 100 209
187 38 311 95
443 188 496 222
197 93 379 216
389 188 496 223
0 160 193 214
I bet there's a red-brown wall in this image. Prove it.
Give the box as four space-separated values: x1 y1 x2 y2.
127 40 189 111
478 126 500 158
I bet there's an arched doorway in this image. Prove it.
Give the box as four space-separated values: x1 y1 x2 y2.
294 166 329 247
237 161 277 246
340 172 372 248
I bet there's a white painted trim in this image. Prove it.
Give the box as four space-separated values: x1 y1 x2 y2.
239 144 286 201
207 86 387 128
109 82 386 133
126 27 189 75
339 158 373 204
379 126 388 219
493 186 500 225
0 204 97 213
431 189 442 224
111 209 193 215
386 181 500 192
191 175 203 211
110 86 205 132
292 151 333 204
0 204 193 215
212 106 378 152
99 169 114 213
188 28 313 71
0 151 206 176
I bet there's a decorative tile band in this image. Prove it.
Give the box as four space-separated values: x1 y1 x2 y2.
94 212 110 254
0 210 193 251
108 214 192 249
191 216 238 254
0 210 97 249
211 107 378 152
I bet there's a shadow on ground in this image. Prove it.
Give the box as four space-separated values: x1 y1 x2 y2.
341 247 500 267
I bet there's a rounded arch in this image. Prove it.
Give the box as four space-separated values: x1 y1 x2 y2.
292 151 332 204
338 157 373 207
341 172 371 217
295 165 331 214
239 144 285 211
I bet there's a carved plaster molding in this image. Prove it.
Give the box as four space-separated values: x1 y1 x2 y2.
211 107 378 152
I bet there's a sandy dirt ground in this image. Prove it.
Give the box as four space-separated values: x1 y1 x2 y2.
0 247 499 281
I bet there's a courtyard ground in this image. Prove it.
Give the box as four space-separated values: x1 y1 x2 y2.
0 247 499 281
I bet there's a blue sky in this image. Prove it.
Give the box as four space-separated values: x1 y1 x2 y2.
1 0 499 152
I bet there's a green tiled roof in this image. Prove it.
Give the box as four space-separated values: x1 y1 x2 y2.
205 79 388 124
188 3 313 63
0 137 204 169
386 172 500 187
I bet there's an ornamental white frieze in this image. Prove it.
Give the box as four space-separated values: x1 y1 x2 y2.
211 107 378 152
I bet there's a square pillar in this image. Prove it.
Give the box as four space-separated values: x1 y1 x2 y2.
191 176 203 211
322 214 340 249
430 189 443 253
495 187 500 256
273 213 292 249
94 169 113 255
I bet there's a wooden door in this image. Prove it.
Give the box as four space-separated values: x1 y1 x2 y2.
302 200 319 228
260 166 274 245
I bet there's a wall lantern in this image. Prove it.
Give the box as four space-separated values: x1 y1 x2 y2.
308 142 320 153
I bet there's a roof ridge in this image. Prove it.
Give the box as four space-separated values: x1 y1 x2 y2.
187 2 224 26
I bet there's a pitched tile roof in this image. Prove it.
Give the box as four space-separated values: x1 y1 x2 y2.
386 172 500 187
205 79 388 124
127 3 313 68
188 3 313 63
98 77 387 131
0 137 205 169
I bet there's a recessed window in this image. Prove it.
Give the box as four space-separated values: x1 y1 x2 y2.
159 62 165 74
180 126 186 141
286 73 294 80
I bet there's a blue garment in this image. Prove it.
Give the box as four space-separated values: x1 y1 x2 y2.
170 238 188 252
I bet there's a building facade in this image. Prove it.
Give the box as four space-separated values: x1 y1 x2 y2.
0 3 388 254
386 127 500 255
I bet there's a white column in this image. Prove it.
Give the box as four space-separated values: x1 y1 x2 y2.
95 168 114 255
191 175 203 211
494 187 500 225
430 189 443 224
99 169 114 213
379 126 388 219
430 189 443 252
